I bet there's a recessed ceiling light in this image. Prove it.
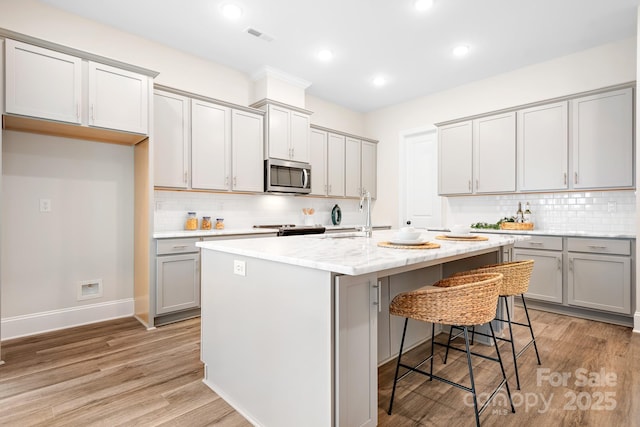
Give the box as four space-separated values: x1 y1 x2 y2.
414 0 434 12
221 3 243 20
372 76 387 87
452 44 470 57
317 49 333 61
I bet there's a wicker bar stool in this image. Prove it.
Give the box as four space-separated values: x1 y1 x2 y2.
444 260 541 390
387 273 515 427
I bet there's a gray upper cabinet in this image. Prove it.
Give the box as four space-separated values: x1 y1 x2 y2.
361 141 377 199
231 109 264 192
473 112 516 193
154 89 264 193
439 112 515 195
571 88 633 189
264 104 310 163
191 99 230 190
517 101 569 191
438 120 473 195
5 39 82 124
87 61 149 134
327 133 346 197
5 38 149 135
440 86 634 195
345 137 362 197
310 128 328 196
153 91 190 188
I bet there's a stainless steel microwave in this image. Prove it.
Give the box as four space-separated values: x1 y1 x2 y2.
265 158 311 194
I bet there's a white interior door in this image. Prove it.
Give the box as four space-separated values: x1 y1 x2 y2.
400 128 442 228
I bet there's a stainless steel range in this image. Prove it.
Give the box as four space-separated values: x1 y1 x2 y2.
253 224 326 236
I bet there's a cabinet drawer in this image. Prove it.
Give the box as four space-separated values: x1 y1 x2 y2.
156 238 200 255
515 236 563 251
567 238 630 256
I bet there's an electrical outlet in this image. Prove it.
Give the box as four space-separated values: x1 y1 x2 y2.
234 260 246 276
39 198 52 213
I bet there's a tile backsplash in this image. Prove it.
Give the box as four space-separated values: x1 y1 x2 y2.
446 190 636 234
154 190 369 231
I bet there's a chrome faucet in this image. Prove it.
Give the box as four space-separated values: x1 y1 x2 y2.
359 190 372 237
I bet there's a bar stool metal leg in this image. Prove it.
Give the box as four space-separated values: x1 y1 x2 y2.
388 318 409 415
521 294 542 365
502 295 521 390
462 326 481 427
489 322 516 414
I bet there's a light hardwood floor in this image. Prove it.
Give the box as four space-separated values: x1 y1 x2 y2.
0 308 638 426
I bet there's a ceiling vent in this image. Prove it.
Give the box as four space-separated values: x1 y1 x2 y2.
245 27 275 42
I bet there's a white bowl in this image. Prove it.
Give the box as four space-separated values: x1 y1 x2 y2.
450 224 471 235
396 227 421 240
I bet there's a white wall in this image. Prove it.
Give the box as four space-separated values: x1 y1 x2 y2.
366 37 637 227
305 95 367 137
1 132 134 317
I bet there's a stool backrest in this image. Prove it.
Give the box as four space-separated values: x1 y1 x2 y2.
389 272 503 326
452 260 534 296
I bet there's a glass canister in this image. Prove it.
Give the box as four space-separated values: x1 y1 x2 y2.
215 218 225 230
185 212 198 230
201 216 212 230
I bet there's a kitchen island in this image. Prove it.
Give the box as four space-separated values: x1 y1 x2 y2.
197 230 527 427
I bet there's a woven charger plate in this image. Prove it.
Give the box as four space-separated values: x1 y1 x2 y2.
378 241 441 249
435 235 489 242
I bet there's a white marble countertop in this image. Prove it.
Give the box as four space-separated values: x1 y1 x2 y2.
153 224 391 239
196 229 528 276
469 228 636 239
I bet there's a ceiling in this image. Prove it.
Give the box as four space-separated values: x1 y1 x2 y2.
40 0 640 112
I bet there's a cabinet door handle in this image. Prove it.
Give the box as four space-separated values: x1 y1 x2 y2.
172 245 188 249
90 104 95 121
468 180 472 191
373 281 381 312
564 172 567 185
574 172 578 184
225 176 229 186
587 245 608 250
233 176 237 187
557 258 562 270
184 171 188 184
529 241 544 246
569 259 574 271
476 180 479 191
76 103 80 121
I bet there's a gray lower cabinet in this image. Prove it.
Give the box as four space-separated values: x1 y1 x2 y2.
514 235 634 324
567 238 632 315
156 238 200 315
513 236 563 304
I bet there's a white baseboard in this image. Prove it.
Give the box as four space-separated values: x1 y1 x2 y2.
1 298 134 340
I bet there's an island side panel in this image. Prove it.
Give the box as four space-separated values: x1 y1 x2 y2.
200 249 334 427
